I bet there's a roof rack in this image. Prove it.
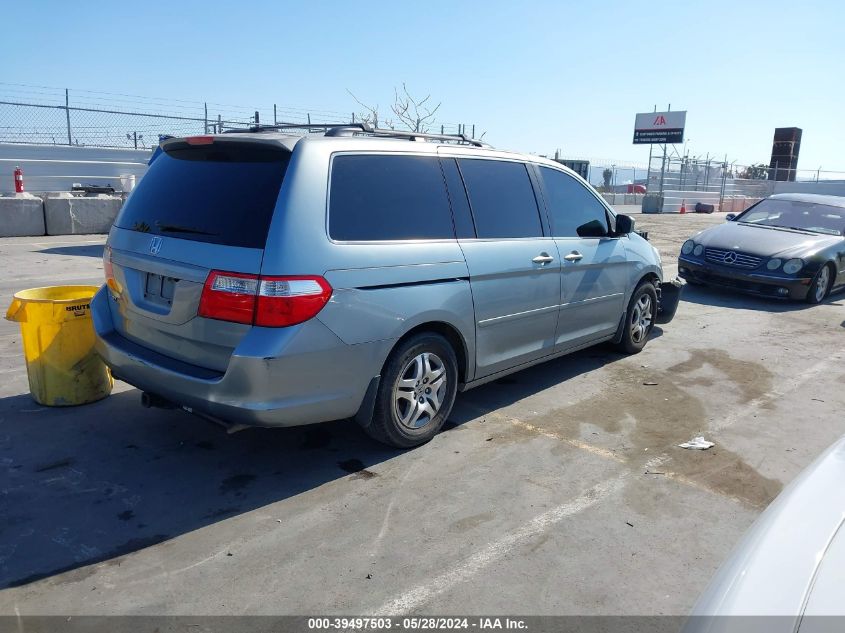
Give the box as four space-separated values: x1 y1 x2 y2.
223 122 490 148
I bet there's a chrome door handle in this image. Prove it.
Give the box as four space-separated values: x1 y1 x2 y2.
564 251 583 262
532 253 555 265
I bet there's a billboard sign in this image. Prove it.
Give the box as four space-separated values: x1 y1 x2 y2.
633 111 686 144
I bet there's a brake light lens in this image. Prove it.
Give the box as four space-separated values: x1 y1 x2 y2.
256 276 333 327
199 271 259 324
198 271 332 327
185 135 215 145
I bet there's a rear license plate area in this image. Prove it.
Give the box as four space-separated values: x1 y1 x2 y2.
144 272 177 306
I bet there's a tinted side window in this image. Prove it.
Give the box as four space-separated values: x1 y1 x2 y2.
329 155 454 241
440 158 475 238
457 159 543 239
539 167 609 238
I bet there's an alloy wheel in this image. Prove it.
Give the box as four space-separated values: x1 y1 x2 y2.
630 294 653 344
392 352 448 430
815 266 830 302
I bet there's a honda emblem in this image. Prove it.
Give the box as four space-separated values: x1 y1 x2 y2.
149 236 163 255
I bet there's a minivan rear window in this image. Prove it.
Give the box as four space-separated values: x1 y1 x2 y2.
114 143 289 248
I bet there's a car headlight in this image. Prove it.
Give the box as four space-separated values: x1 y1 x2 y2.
693 245 704 256
766 258 782 270
783 259 804 274
681 240 694 255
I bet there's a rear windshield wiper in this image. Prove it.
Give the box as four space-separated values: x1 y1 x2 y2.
155 223 219 236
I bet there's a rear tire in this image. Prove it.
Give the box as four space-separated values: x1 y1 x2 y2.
805 264 833 304
365 333 458 448
615 281 658 354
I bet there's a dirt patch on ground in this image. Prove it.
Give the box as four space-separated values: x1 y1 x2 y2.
504 349 782 510
669 348 774 406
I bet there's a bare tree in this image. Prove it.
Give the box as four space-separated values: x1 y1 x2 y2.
346 89 381 128
391 83 441 133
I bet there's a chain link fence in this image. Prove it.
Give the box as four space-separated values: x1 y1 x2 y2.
0 84 474 149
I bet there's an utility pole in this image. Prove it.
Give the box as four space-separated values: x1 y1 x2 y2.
645 105 655 193
65 88 72 145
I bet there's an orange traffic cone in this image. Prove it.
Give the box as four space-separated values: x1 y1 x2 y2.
680 199 686 214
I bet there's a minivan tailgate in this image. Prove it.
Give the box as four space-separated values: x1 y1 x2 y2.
103 137 290 372
107 228 265 372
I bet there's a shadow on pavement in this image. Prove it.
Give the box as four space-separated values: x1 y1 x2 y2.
447 347 623 427
0 344 629 590
679 282 844 312
0 389 399 589
37 244 104 258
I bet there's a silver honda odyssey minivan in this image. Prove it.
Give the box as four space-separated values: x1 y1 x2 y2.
92 124 677 447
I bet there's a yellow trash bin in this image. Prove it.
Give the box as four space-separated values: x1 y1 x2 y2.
5 285 113 406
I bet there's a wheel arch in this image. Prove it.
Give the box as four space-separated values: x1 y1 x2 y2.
390 321 470 385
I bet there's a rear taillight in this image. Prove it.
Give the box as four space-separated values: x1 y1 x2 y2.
103 245 113 281
198 271 332 327
103 245 119 292
255 276 333 327
198 271 259 325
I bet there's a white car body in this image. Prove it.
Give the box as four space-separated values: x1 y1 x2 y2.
686 435 845 632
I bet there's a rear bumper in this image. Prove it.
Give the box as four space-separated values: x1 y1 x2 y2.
678 257 812 300
91 285 392 427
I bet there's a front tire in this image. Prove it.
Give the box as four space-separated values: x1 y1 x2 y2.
615 281 658 354
365 333 458 448
805 264 833 304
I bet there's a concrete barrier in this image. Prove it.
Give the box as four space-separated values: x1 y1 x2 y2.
642 195 663 213
0 195 46 237
661 190 721 214
600 193 645 206
45 195 122 235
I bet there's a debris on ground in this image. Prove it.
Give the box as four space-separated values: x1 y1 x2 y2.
626 521 634 527
678 436 715 450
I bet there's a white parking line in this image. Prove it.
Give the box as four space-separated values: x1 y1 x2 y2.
370 459 665 616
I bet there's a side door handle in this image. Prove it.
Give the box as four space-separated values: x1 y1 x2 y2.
532 253 555 265
564 251 583 262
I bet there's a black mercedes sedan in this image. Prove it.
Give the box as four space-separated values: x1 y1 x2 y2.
678 193 845 303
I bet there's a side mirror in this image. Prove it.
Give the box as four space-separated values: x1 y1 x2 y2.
726 213 737 221
614 214 635 236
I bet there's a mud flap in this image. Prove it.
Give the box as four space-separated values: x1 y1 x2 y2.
656 278 683 324
354 375 381 428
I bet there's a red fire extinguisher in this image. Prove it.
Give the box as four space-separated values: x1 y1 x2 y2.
14 166 24 193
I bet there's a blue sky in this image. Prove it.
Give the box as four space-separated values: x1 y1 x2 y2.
3 0 843 172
